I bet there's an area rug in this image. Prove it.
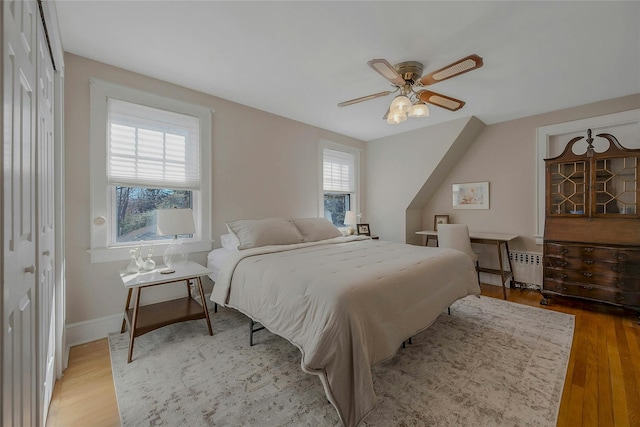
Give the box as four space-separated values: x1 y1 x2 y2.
108 296 574 426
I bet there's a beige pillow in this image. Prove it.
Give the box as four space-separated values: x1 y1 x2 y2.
291 217 342 242
226 218 303 250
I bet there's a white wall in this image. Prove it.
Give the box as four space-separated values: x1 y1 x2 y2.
421 94 640 254
365 116 485 244
64 53 365 343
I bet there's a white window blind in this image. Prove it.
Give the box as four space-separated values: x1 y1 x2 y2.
107 98 201 190
323 148 354 192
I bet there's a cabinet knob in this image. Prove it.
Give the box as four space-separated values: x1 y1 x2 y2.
614 253 627 260
24 265 35 274
583 272 593 278
614 282 623 288
42 250 50 256
583 259 594 265
584 286 594 291
612 266 624 273
584 247 594 253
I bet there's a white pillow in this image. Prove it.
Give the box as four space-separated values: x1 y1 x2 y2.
225 217 304 250
220 233 240 251
291 217 342 242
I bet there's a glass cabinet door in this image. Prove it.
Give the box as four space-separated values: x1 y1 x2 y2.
548 161 586 215
594 156 637 216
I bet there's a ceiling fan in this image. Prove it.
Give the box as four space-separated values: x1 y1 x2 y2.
337 54 483 124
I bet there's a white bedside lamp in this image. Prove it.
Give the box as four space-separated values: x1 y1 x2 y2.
156 208 195 268
344 210 357 235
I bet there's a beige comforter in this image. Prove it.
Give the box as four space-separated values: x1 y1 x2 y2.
210 236 480 426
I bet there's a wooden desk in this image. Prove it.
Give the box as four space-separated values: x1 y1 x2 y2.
120 261 213 362
416 230 518 300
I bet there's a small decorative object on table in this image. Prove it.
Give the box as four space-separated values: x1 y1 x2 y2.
357 223 371 236
126 249 140 273
434 214 449 230
142 246 156 271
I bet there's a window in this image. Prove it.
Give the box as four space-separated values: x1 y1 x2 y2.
90 79 212 262
319 142 359 227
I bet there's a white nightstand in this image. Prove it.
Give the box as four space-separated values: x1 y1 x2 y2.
119 261 213 362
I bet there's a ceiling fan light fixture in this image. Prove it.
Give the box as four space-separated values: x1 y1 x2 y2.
389 95 411 114
386 111 407 124
408 101 430 118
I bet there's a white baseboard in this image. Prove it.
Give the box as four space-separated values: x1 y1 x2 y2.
65 313 123 348
64 291 214 348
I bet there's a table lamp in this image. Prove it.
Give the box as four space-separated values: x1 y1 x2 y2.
156 208 195 269
344 210 357 235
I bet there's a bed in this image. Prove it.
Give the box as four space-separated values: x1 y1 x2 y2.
209 217 480 427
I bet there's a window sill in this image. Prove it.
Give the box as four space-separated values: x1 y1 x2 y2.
87 240 214 263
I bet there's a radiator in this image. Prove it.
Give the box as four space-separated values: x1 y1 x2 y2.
509 251 543 289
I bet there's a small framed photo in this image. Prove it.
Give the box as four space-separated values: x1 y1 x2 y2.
452 181 489 210
434 215 449 231
357 223 371 236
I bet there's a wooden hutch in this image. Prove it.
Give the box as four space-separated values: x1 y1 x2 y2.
541 129 640 316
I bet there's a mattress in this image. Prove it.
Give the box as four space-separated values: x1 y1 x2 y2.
208 236 480 426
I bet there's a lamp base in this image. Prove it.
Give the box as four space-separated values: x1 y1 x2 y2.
163 237 188 268
346 226 356 235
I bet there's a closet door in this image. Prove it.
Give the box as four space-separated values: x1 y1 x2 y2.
2 0 39 425
36 12 56 424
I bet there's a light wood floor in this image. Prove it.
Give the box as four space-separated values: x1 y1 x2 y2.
46 285 640 427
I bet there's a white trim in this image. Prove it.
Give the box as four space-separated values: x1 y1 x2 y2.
65 313 123 348
535 109 640 244
53 70 67 375
65 291 213 347
88 240 214 263
89 79 213 262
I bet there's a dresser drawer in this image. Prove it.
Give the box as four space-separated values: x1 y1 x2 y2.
544 268 640 291
543 280 640 306
544 256 619 275
545 243 640 264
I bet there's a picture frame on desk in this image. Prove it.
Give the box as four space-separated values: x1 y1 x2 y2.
434 215 449 230
357 224 371 236
452 181 489 210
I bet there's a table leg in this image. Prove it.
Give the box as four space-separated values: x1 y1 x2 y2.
127 287 142 363
185 279 193 297
496 241 507 300
504 241 515 288
121 288 133 333
196 276 213 335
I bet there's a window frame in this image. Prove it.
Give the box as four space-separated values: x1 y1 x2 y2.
318 140 360 227
89 78 213 263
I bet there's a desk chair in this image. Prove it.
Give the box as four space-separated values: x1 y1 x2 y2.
438 224 482 315
437 224 481 285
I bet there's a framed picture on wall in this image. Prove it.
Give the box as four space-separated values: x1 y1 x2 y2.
452 182 490 209
357 224 371 236
434 215 449 230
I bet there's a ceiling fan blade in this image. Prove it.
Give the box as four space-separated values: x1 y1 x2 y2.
367 59 406 85
337 90 392 107
417 90 466 111
419 54 483 86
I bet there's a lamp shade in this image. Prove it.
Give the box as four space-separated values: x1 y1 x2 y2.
344 210 357 226
408 101 430 118
386 111 407 124
156 208 195 237
390 95 411 113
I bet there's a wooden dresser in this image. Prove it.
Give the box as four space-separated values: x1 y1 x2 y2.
541 129 640 316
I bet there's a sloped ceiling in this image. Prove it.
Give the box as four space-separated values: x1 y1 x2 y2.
54 1 640 141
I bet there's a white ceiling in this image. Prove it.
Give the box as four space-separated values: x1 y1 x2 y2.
54 1 640 142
